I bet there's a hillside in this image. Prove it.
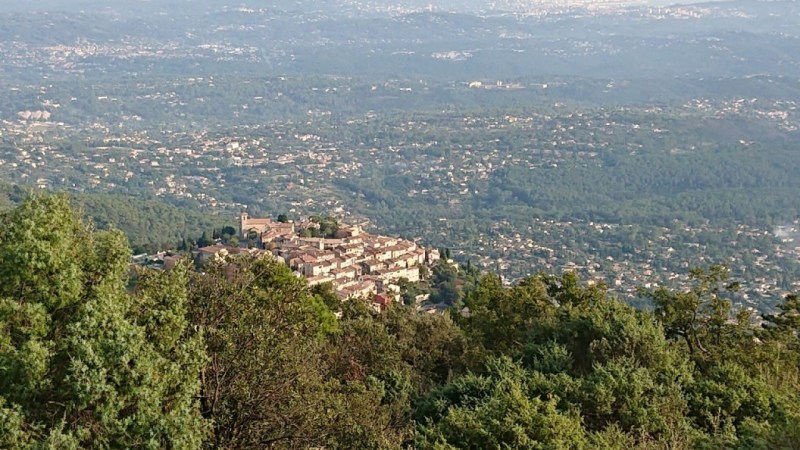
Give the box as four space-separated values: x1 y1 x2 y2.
1 195 799 448
0 184 229 253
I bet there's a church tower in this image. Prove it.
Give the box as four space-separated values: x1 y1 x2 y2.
239 211 249 237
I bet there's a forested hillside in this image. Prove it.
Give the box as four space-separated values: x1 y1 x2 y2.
74 194 229 253
2 195 799 449
0 184 229 253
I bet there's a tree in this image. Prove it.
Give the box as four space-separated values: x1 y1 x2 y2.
0 195 206 448
763 294 800 340
198 230 212 247
318 216 339 238
640 268 799 444
330 303 468 393
430 263 460 305
456 273 556 358
419 263 431 281
187 256 402 449
246 229 259 241
311 282 342 313
453 272 699 446
415 357 588 449
641 265 742 358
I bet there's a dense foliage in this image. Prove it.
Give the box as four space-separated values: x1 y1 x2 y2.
0 184 228 254
0 195 206 448
76 194 229 254
2 196 800 448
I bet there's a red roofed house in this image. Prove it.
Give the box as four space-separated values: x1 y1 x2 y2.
373 294 393 311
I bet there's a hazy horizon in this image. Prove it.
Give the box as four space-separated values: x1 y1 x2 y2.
0 0 739 14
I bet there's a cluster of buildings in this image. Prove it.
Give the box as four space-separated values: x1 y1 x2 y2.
196 212 439 309
10 92 800 312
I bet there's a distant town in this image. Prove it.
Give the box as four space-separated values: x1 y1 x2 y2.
134 212 443 312
11 97 800 311
3 0 800 313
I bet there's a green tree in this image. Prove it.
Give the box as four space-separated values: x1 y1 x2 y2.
318 216 339 238
430 263 461 305
453 272 699 447
456 274 556 358
198 230 212 247
0 195 206 449
311 282 342 314
188 256 401 449
416 357 588 450
641 269 800 445
642 265 742 358
763 294 800 342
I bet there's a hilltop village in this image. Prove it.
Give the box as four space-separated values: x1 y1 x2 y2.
189 213 440 309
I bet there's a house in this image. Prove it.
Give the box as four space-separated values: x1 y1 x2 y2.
196 244 238 264
374 266 420 283
196 245 267 265
307 274 335 286
240 212 295 239
335 280 376 300
331 266 357 280
360 258 385 274
334 224 362 238
373 294 392 311
239 212 275 236
163 254 183 271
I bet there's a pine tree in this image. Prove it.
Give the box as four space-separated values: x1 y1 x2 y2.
0 195 207 448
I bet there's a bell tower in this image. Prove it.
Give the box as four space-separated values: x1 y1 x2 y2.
239 211 249 237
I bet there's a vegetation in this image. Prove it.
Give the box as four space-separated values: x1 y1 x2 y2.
0 195 205 448
2 196 800 448
0 184 228 254
2 3 800 446
75 194 229 254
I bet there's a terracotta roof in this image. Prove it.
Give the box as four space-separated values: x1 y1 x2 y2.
243 219 273 225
